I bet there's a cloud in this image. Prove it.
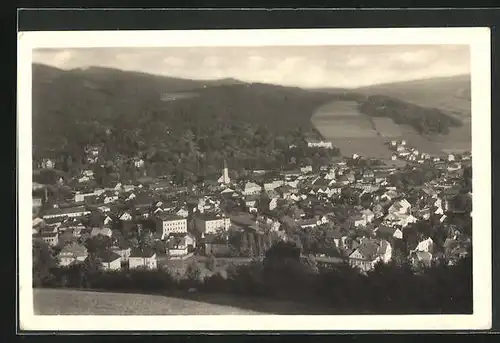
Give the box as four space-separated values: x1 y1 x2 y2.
163 56 185 67
32 45 470 88
203 56 220 67
389 49 437 66
346 56 368 68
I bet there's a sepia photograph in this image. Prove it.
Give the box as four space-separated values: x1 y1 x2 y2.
17 27 491 331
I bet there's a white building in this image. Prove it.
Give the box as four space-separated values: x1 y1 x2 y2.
195 214 231 234
98 251 122 270
217 160 231 185
74 191 96 203
243 182 262 195
156 215 188 235
134 159 145 169
307 140 333 149
57 243 88 266
42 206 90 220
129 249 157 270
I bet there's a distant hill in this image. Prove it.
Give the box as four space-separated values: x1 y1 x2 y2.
356 75 471 118
31 64 340 168
32 64 467 165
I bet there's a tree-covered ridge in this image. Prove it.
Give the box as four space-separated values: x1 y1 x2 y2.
33 64 464 180
32 64 341 181
358 95 463 135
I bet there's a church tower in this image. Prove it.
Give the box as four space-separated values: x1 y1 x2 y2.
218 159 231 184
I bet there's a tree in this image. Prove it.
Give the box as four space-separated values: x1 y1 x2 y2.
206 254 217 272
32 239 56 287
240 232 249 257
138 230 154 250
247 232 257 258
85 235 112 254
185 260 202 287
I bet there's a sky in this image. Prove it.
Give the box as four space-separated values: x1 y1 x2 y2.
32 45 470 88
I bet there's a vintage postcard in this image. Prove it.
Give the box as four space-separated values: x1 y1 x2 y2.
18 27 491 331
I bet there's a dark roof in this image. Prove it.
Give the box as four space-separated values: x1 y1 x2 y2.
43 217 65 225
130 248 156 258
352 240 380 261
41 232 57 238
157 214 186 221
59 243 87 257
376 225 398 235
43 206 88 216
97 250 122 263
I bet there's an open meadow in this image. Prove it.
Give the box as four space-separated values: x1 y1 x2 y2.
33 288 334 315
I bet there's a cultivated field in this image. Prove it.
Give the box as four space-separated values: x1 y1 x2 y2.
310 97 471 158
312 100 396 158
33 288 334 315
357 75 472 119
372 117 404 137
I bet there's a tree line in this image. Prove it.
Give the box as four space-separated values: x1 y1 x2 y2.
33 238 472 314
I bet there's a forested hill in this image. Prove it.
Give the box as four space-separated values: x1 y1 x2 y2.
32 64 345 179
32 64 337 152
32 64 463 178
356 75 471 119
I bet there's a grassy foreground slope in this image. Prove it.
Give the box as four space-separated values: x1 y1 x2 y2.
33 288 333 315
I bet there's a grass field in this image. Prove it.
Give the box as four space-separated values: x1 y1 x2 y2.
357 75 472 119
310 92 471 158
33 288 334 315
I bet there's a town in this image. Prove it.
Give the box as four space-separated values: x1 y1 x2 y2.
32 136 472 281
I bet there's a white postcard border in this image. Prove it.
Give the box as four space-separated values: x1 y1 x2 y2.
17 27 492 331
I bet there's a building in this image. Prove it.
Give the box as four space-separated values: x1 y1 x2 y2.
134 159 145 169
57 243 88 266
41 158 55 169
74 191 96 203
42 206 90 220
264 180 285 192
374 225 403 240
388 199 411 215
97 250 122 270
243 182 262 196
155 214 188 235
361 209 375 223
40 232 59 247
129 248 158 269
195 214 231 234
111 245 131 262
348 239 392 272
300 165 313 174
90 227 113 238
166 232 197 258
217 160 231 185
306 139 333 149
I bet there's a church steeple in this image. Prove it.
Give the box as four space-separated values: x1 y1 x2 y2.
218 159 231 185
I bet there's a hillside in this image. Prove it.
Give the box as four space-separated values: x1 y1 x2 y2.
32 64 468 172
33 288 333 315
32 64 342 179
356 75 471 118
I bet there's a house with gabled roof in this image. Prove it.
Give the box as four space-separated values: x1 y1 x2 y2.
57 242 88 266
374 224 403 240
129 248 157 269
243 182 262 196
97 250 122 270
388 198 411 215
348 239 392 272
90 227 113 238
111 243 131 262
